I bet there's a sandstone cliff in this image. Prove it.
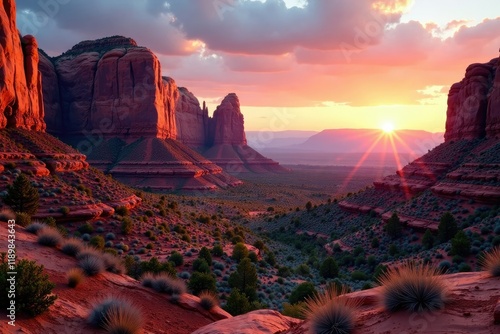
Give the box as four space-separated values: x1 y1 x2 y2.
175 87 209 148
0 0 45 131
445 57 499 141
40 36 177 139
208 93 247 146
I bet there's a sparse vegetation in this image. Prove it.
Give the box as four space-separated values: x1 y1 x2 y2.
481 247 500 277
61 238 85 256
88 296 142 334
378 263 447 312
304 287 358 334
0 254 57 316
66 268 84 288
37 227 63 247
4 174 39 215
199 291 219 310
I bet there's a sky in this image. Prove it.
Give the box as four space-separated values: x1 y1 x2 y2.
16 0 500 132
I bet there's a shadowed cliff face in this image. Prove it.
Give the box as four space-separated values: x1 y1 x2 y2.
445 57 500 141
39 36 177 139
0 0 45 131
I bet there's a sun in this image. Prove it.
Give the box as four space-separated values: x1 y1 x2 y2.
381 122 395 134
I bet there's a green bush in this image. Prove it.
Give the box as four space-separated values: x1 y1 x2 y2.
232 243 249 262
320 257 339 279
198 247 213 266
224 289 251 316
115 206 130 216
422 229 434 250
4 174 39 215
188 272 217 295
90 236 105 250
121 217 133 235
212 244 224 257
0 254 57 316
169 251 184 267
78 222 94 234
192 258 211 274
289 282 317 304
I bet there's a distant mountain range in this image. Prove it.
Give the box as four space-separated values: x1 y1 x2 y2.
246 129 444 168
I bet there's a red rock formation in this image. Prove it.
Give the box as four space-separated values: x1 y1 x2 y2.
209 93 247 146
445 59 497 141
0 0 45 131
38 53 62 134
40 36 177 139
175 87 209 147
487 57 500 138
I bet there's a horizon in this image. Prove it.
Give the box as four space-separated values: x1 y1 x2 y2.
16 0 500 132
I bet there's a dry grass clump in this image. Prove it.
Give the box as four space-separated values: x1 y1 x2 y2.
481 247 500 277
303 287 358 334
66 268 85 288
0 208 15 222
61 238 85 256
77 248 105 276
37 226 63 247
199 291 219 310
102 253 126 274
378 262 447 313
151 273 186 295
26 221 47 234
88 296 143 334
140 273 156 288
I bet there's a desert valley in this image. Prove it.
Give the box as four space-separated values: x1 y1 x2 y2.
1 0 500 333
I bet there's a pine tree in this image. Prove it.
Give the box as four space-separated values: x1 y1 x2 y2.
224 289 251 316
385 212 402 238
438 212 458 243
228 258 258 301
319 257 339 279
232 242 249 262
198 247 213 266
451 230 471 256
422 229 435 250
4 174 39 215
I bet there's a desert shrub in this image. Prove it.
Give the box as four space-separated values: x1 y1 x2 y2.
26 221 46 234
101 301 143 334
106 232 116 240
141 273 156 288
306 201 313 211
59 206 70 216
385 212 402 239
481 247 500 276
0 208 15 221
43 216 57 227
66 268 84 288
304 287 358 334
198 247 213 266
199 291 219 310
4 174 39 215
289 282 317 304
248 251 258 263
371 237 380 248
37 227 63 247
438 212 458 243
169 251 184 267
79 254 105 276
88 297 141 331
378 263 447 312
232 243 248 262
152 273 186 295
121 217 133 235
188 272 217 295
320 257 339 279
212 244 224 257
115 206 130 216
78 222 94 234
265 252 276 266
0 255 57 316
102 253 125 274
61 238 85 256
451 231 471 256
15 212 31 227
282 302 306 319
90 235 105 250
351 270 368 281
253 240 265 251
224 289 251 316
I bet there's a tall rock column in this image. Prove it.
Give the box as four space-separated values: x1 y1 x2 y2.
209 93 247 146
0 0 45 130
487 56 500 138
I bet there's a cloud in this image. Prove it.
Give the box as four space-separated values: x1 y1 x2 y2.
166 0 408 55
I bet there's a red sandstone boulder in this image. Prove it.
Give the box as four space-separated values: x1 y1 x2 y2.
0 0 45 131
487 57 500 138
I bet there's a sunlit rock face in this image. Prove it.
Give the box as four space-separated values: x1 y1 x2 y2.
445 58 499 141
0 0 45 131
